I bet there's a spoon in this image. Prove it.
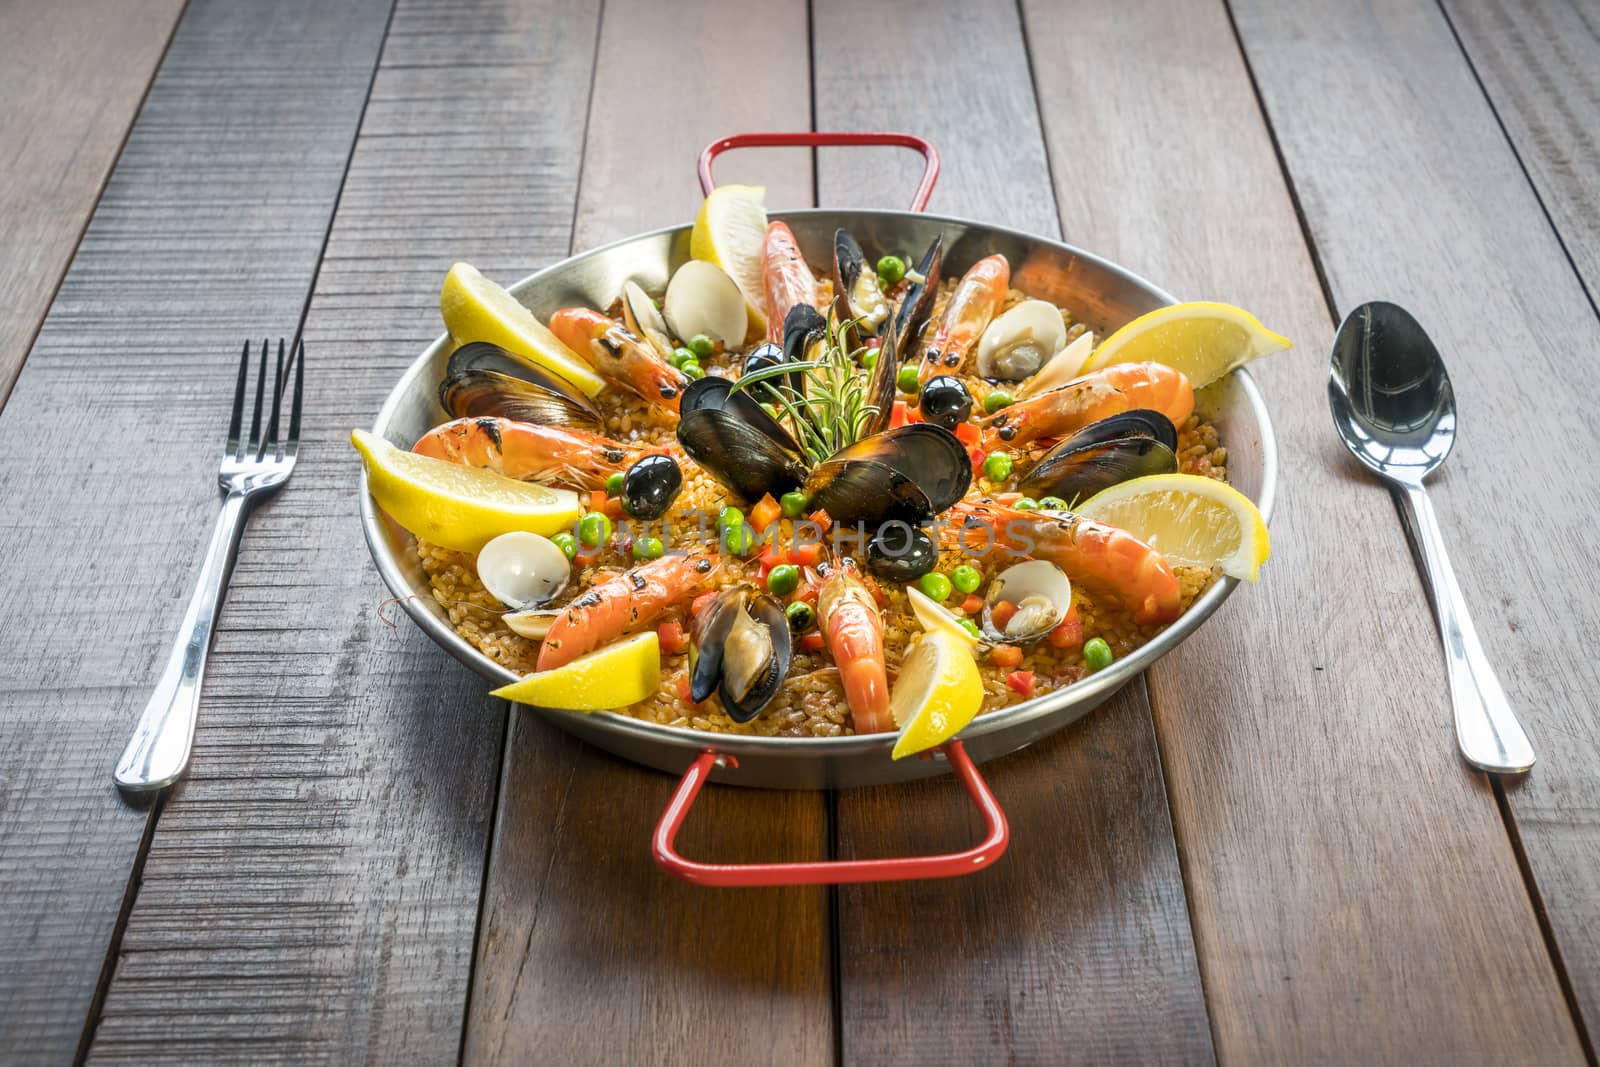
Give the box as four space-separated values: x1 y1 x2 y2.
1328 300 1534 774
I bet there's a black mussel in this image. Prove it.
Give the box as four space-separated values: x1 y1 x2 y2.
833 229 891 338
1059 409 1179 452
859 313 900 438
803 423 972 525
438 342 603 431
891 234 944 360
782 304 827 373
918 375 973 430
866 522 938 582
1018 410 1179 502
620 454 682 520
676 376 809 501
688 586 793 722
741 340 802 400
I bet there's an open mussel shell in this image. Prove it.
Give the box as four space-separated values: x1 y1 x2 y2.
1018 409 1179 502
803 423 972 525
981 560 1072 645
439 342 604 431
676 376 808 501
689 586 793 722
782 304 827 367
891 234 943 360
476 532 571 610
833 229 890 336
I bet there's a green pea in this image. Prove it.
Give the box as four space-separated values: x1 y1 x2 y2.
633 536 665 560
687 334 715 358
671 347 695 369
982 452 1013 482
1014 497 1040 511
876 255 907 285
767 563 801 597
917 572 952 602
958 618 982 641
780 490 809 519
950 565 981 595
983 390 1014 414
679 359 706 380
717 505 744 530
579 512 612 548
1039 495 1068 511
722 524 756 556
785 600 816 632
862 349 879 370
551 531 577 560
605 472 624 497
1084 637 1114 672
897 364 920 394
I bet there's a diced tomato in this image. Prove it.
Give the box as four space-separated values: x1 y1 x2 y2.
658 620 688 656
988 644 1023 669
989 601 1018 630
959 594 984 617
968 447 986 475
790 541 823 567
799 632 825 652
675 673 693 703
758 544 786 571
808 509 832 534
750 493 782 533
889 401 913 428
690 591 718 618
952 421 980 447
1006 670 1036 698
1047 605 1084 650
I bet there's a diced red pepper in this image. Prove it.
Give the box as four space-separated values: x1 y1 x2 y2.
989 601 1018 631
968 447 986 475
959 594 984 617
750 493 782 533
808 509 832 534
690 591 718 618
889 401 914 428
758 543 789 572
1047 605 1084 650
790 541 823 568
799 632 825 653
657 620 688 656
988 644 1024 669
1006 670 1036 697
589 490 608 511
675 673 693 703
953 420 980 447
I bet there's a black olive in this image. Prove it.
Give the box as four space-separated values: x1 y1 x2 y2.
865 523 937 582
918 375 973 430
621 454 682 520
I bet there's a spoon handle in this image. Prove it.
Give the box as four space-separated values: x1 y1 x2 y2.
1397 483 1535 773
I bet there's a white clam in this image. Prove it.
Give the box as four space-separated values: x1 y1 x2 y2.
663 260 747 347
981 560 1072 645
502 609 560 639
476 531 571 610
1016 330 1096 401
621 280 676 360
976 299 1069 381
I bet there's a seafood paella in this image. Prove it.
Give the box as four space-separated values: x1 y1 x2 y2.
354 186 1285 759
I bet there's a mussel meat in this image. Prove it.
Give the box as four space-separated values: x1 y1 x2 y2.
688 585 793 722
981 560 1072 645
1018 409 1178 503
664 259 747 347
621 280 677 361
676 375 809 501
918 375 973 430
476 532 571 610
803 423 972 525
833 229 890 335
439 342 604 432
866 522 938 582
976 299 1068 381
620 454 682 520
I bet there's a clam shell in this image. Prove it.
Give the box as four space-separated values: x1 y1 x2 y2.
664 260 747 347
476 532 571 610
1015 331 1095 400
976 299 1068 381
981 560 1072 645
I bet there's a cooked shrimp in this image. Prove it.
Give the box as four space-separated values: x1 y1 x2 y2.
815 560 892 733
413 416 643 491
947 500 1182 625
980 361 1193 449
762 222 818 343
537 553 720 671
917 254 1009 384
549 307 688 412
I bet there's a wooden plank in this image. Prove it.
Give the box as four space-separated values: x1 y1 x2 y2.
0 0 392 1062
813 2 1215 1062
83 0 612 1062
1229 0 1600 1053
0 0 187 408
1441 0 1600 303
1017 0 1587 1059
461 2 832 1064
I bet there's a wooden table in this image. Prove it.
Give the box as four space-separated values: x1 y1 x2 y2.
3 0 1597 1062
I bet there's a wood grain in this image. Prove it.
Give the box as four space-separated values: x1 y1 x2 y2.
1230 0 1600 1052
0 0 391 1062
0 0 187 408
1442 0 1600 305
1019 0 1586 1059
462 1 832 1064
814 1 1214 1062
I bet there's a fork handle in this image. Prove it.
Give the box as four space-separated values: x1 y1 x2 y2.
115 491 249 792
1397 483 1535 774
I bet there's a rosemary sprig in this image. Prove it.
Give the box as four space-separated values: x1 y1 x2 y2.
730 314 881 466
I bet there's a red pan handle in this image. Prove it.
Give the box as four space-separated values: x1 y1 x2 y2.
697 131 941 213
653 740 1009 886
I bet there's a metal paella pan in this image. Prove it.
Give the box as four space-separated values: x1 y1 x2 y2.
359 134 1277 882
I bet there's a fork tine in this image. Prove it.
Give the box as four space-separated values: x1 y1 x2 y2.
265 338 286 458
285 338 305 455
227 340 250 457
247 336 268 458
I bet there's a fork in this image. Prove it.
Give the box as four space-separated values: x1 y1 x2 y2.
114 338 304 792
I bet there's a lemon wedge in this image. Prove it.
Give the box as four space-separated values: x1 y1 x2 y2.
440 262 607 397
1081 301 1291 387
890 629 985 760
492 631 660 711
352 429 582 553
1076 473 1270 581
906 586 981 652
690 184 768 336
